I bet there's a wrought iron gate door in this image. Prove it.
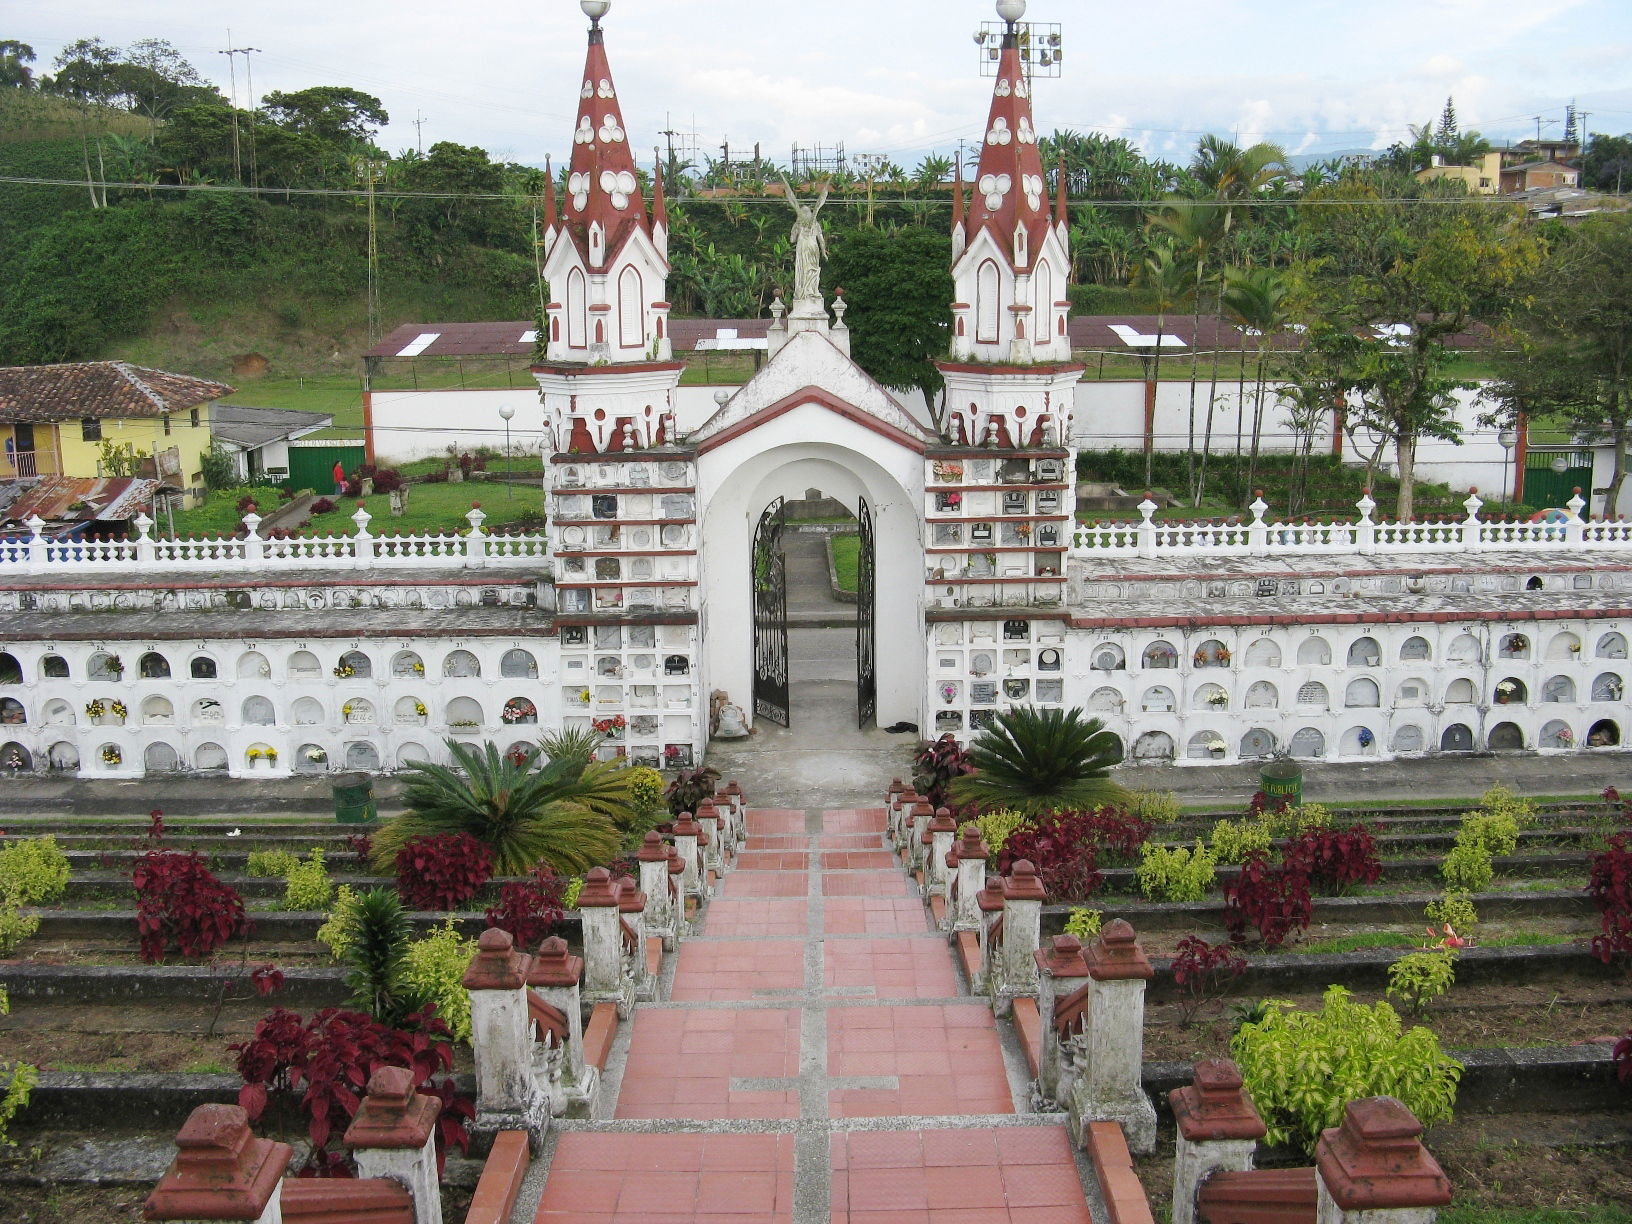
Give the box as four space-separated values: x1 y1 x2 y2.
752 497 790 727
856 496 877 728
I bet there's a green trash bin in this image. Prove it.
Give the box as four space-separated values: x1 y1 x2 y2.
332 772 376 824
1259 757 1304 809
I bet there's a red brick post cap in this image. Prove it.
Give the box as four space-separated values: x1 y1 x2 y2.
697 798 719 820
1004 859 1047 902
1086 918 1154 980
1034 933 1092 979
462 927 532 991
667 847 686 874
527 935 584 988
956 825 989 862
1169 1058 1267 1143
576 866 620 908
1315 1097 1452 1210
897 788 919 808
616 876 647 912
928 806 958 833
637 830 669 862
144 1104 293 1220
342 1067 440 1151
909 798 933 821
978 876 1008 912
725 780 744 798
887 777 905 798
712 790 733 808
672 812 702 837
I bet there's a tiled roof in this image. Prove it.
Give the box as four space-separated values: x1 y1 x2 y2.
0 362 234 424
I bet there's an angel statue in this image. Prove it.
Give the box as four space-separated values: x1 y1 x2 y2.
779 174 830 303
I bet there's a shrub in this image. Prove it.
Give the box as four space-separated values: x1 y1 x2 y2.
1127 789 1181 825
949 706 1127 816
1263 803 1333 839
1172 935 1247 1025
1079 807 1153 866
341 888 410 1024
0 908 39 955
1064 907 1102 939
1231 985 1462 1154
0 836 70 905
1613 1028 1632 1090
282 849 333 912
974 808 1031 862
1425 891 1479 938
395 833 494 911
0 1058 37 1150
1588 832 1632 965
232 1005 471 1176
370 468 405 494
1222 851 1313 948
563 877 584 909
1136 842 1215 903
1387 948 1457 1014
1000 810 1102 902
1460 810 1519 858
627 767 665 821
133 851 247 963
309 497 337 515
1479 783 1536 830
484 867 569 949
1246 789 1290 819
1284 824 1382 894
912 733 975 811
344 833 373 868
1209 818 1273 864
247 848 299 879
400 918 480 1043
317 886 360 961
664 765 722 817
1441 840 1494 892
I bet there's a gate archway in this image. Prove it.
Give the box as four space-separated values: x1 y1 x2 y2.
751 497 790 727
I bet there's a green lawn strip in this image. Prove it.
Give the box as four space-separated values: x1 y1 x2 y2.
1296 930 1578 956
830 534 860 593
1442 1209 1632 1224
166 481 543 538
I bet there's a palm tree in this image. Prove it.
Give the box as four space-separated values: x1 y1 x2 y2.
371 740 625 877
1221 265 1293 496
949 706 1127 817
1134 240 1194 487
1147 201 1224 503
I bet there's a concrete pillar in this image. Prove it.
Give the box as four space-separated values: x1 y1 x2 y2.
907 799 932 869
460 929 548 1144
671 812 703 900
1068 919 1157 1155
724 780 747 847
667 845 688 935
884 778 906 848
1315 1098 1453 1224
637 831 677 950
528 935 593 1102
711 790 737 863
697 799 724 881
1169 1059 1267 1224
575 867 624 1005
995 859 1046 1015
1034 934 1091 1105
949 826 989 931
616 875 652 1000
144 1104 293 1223
345 1067 442 1224
975 876 1007 994
926 808 957 895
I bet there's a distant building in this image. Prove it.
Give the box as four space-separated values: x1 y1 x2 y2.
210 403 335 484
1501 159 1582 194
1418 150 1503 195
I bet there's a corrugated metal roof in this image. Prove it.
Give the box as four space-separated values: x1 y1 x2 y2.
211 404 335 449
0 476 162 527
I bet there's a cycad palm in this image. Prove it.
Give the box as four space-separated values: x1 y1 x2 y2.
949 707 1127 817
372 740 624 877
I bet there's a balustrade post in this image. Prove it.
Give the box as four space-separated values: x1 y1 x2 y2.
697 797 725 880
672 811 704 900
351 503 375 566
891 788 918 855
1246 494 1269 555
144 1104 292 1223
461 928 549 1143
133 512 156 566
724 780 747 846
949 825 988 931
667 844 687 933
1034 934 1091 1106
994 859 1046 1015
24 513 47 571
907 798 933 871
1355 491 1377 554
975 876 1007 994
1314 1098 1452 1224
1460 492 1484 549
884 778 906 848
925 807 957 895
464 504 489 568
344 1067 443 1224
1136 496 1159 559
617 874 653 1001
637 831 677 950
1067 919 1157 1155
711 789 737 863
575 868 625 1007
1170 1059 1266 1224
241 512 267 564
529 936 594 1104
1566 489 1587 546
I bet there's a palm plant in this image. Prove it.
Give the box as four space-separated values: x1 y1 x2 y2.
342 888 410 1025
1146 201 1223 502
949 707 1128 817
372 740 624 877
1134 240 1195 487
1221 265 1293 495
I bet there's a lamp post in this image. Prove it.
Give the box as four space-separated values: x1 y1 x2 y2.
498 404 515 500
1498 427 1517 505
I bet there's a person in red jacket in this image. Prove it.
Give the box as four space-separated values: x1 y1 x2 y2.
332 460 346 495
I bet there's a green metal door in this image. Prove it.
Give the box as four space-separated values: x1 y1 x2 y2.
1523 450 1592 510
284 443 366 492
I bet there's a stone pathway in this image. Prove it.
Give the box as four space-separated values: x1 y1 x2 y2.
532 805 1099 1223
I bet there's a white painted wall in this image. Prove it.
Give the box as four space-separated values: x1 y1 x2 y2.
369 389 550 465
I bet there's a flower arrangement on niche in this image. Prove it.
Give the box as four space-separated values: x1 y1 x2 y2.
501 699 536 724
1555 727 1575 746
1207 691 1229 707
333 663 355 679
84 699 106 719
102 746 122 766
592 714 626 738
304 747 328 763
1495 680 1519 702
109 700 129 721
103 655 124 676
414 701 428 718
411 661 425 674
342 703 355 719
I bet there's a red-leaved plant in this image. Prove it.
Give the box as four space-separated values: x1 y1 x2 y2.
1246 789 1291 818
1170 935 1248 1025
484 866 569 948
133 851 247 962
1589 832 1632 965
1613 1028 1632 1089
1284 824 1383 894
232 1005 472 1177
344 833 373 868
251 963 285 998
999 810 1104 902
911 733 976 813
1222 851 1313 948
395 833 494 911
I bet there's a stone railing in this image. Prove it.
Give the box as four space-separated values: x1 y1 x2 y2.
1072 490 1629 559
0 505 550 575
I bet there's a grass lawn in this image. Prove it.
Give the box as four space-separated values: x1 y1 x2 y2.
1443 1211 1632 1224
830 534 860 593
166 480 544 539
219 376 368 436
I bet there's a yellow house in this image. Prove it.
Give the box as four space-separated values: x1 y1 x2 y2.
0 362 234 506
1416 150 1503 195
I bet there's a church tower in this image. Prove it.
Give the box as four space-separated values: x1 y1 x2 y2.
540 1 702 772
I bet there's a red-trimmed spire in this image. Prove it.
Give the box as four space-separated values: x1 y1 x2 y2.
542 156 558 232
1055 153 1069 229
963 27 1049 268
651 149 668 231
562 8 650 252
951 155 965 230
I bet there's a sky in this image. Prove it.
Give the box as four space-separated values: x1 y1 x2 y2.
15 0 1632 171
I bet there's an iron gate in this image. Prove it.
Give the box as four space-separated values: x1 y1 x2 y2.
856 496 876 728
752 497 790 727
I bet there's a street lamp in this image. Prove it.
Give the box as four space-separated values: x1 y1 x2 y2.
498 404 516 500
1498 427 1517 504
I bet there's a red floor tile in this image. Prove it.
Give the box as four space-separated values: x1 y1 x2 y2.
823 808 888 833
823 898 931 936
821 850 898 870
616 1007 801 1120
717 871 807 898
538 1133 795 1222
822 873 915 898
827 1005 1013 1117
746 808 807 835
668 939 806 1002
703 898 808 937
824 938 959 1000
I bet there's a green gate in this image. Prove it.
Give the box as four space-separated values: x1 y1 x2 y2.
283 442 366 492
1523 450 1593 510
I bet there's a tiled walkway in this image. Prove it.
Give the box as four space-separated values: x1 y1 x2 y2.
535 807 1097 1223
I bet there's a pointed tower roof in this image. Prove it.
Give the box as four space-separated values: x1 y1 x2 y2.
651 150 668 231
962 16 1049 269
542 156 558 232
561 4 651 256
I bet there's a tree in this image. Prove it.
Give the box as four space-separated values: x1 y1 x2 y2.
261 86 387 148
1221 265 1293 496
1298 173 1544 518
1492 215 1632 515
1583 133 1632 193
1133 239 1194 487
1146 200 1222 504
0 40 35 89
398 141 510 251
370 740 625 877
822 225 952 406
948 706 1127 817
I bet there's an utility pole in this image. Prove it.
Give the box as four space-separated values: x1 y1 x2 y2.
219 37 261 184
241 46 261 189
357 158 385 345
412 111 428 154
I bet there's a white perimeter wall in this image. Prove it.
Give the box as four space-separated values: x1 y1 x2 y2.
369 389 551 465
